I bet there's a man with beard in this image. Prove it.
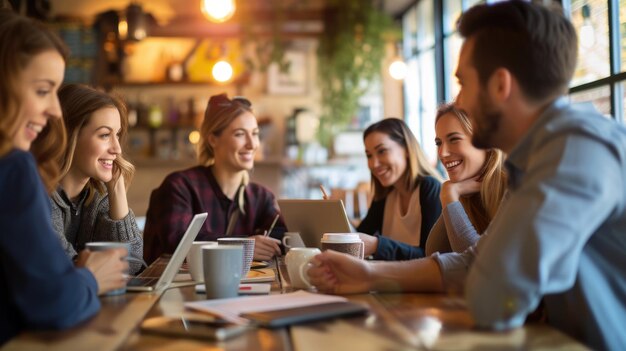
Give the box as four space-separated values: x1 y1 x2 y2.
306 1 626 350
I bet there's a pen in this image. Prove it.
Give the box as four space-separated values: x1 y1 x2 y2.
319 184 329 200
264 213 280 237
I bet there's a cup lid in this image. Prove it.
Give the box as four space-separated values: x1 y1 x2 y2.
321 233 361 243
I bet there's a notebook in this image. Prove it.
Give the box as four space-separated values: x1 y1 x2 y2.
277 199 352 248
127 213 208 292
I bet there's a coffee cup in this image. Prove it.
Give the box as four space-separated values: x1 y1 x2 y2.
320 233 364 259
217 237 255 278
282 232 306 252
186 241 218 282
85 241 131 295
202 245 243 299
284 247 321 290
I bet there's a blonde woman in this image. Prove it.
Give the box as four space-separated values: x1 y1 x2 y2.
358 118 443 260
143 93 284 264
425 103 507 255
33 84 142 274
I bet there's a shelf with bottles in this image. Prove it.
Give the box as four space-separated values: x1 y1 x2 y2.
126 95 203 130
124 95 204 162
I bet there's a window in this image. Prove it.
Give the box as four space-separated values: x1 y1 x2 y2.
403 0 438 163
570 85 612 115
567 0 625 123
400 0 625 152
570 0 610 86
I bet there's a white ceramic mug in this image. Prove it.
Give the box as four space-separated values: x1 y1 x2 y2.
282 232 306 251
85 242 131 296
284 247 321 289
186 241 218 282
320 233 365 259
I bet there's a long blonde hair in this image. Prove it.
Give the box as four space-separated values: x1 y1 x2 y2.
435 103 507 233
197 93 254 213
0 10 68 192
37 84 135 205
363 118 443 201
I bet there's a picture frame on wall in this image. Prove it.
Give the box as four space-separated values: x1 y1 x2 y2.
268 50 307 95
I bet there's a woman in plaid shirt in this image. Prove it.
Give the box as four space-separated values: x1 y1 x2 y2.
143 93 285 264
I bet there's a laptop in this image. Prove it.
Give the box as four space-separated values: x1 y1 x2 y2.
127 212 208 292
277 199 352 248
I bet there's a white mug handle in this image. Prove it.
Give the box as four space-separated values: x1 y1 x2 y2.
282 235 291 248
358 241 364 259
298 258 314 289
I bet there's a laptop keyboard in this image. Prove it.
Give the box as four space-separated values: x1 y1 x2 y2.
127 277 159 287
127 256 171 286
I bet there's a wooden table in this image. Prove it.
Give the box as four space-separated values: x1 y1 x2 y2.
3 258 589 351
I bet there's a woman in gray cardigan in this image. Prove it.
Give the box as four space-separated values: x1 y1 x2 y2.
33 84 143 274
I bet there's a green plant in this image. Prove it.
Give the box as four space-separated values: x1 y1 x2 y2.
317 0 396 147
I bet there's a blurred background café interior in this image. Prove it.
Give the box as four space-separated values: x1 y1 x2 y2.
4 0 624 225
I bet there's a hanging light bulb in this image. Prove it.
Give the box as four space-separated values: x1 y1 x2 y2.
201 0 236 23
388 42 407 80
212 60 233 82
389 59 408 80
580 4 595 49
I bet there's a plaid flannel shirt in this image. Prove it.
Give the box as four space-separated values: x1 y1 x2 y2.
143 166 285 264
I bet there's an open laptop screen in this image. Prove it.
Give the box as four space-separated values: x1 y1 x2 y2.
277 200 352 248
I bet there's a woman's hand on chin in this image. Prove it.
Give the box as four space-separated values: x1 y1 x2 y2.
440 178 481 206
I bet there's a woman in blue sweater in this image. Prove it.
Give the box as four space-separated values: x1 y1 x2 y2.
0 10 127 345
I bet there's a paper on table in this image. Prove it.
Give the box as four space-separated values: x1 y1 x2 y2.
185 290 348 324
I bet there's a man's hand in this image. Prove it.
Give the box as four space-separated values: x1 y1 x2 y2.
307 250 373 294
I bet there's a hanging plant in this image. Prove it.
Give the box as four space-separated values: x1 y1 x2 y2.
317 0 396 147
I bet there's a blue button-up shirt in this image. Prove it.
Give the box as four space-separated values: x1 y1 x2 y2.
434 98 626 350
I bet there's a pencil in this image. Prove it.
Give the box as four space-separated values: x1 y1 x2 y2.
265 213 280 237
319 184 329 200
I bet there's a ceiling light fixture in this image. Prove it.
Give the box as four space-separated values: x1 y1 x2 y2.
388 43 407 80
201 0 236 23
212 60 233 82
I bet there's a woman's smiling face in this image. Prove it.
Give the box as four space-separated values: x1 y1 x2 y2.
71 107 122 183
435 112 487 182
364 131 408 188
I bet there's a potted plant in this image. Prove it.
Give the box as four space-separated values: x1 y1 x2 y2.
317 0 396 147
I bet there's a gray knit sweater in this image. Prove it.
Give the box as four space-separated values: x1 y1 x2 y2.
424 201 481 256
50 187 143 274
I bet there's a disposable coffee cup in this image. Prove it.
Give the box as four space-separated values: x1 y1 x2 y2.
320 233 365 259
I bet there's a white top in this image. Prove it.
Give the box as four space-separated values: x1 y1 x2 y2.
382 187 422 246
